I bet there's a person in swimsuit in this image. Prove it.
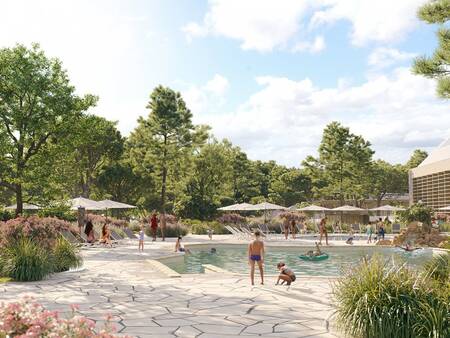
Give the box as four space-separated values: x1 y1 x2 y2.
319 217 329 246
248 230 265 285
100 223 112 247
150 212 158 242
175 236 190 253
291 219 296 239
283 218 290 240
84 220 95 244
138 225 145 252
276 262 296 286
397 242 421 252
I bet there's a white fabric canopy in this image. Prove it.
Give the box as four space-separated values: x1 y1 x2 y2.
98 199 136 209
68 197 105 210
438 205 450 211
217 203 253 211
370 205 405 212
332 205 366 212
297 204 330 212
5 203 40 210
245 202 286 211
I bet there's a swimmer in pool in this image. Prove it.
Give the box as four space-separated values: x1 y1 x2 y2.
397 242 421 252
248 230 265 286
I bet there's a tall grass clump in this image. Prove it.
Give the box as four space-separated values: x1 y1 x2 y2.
333 255 449 338
423 253 449 284
0 239 52 281
52 237 82 272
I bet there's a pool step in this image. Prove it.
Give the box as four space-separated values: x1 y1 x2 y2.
145 259 181 278
203 264 236 275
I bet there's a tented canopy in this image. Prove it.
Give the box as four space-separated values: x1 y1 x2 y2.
98 199 136 209
332 205 366 212
370 205 405 212
438 206 450 211
218 203 253 211
297 204 330 212
68 197 105 211
245 202 286 211
5 203 40 210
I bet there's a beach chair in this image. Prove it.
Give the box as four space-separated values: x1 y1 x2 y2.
110 230 124 241
392 223 401 234
331 223 341 233
240 225 253 238
123 227 138 239
280 223 286 234
351 223 362 234
258 224 274 238
231 226 248 239
296 223 306 235
60 230 83 247
225 225 240 238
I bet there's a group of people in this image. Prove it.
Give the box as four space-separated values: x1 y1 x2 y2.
364 218 386 244
83 220 113 247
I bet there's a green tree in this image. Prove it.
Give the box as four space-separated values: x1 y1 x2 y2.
127 86 207 237
229 148 260 202
175 140 232 219
303 122 374 205
371 160 408 206
413 0 450 98
0 44 96 214
405 149 428 169
269 167 312 206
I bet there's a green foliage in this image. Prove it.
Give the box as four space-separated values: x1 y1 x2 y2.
0 208 14 221
144 223 188 237
52 237 82 273
186 219 229 235
0 43 97 214
405 149 428 169
333 256 449 338
413 0 450 99
38 202 76 222
424 253 449 284
398 203 433 230
371 160 407 204
0 239 52 281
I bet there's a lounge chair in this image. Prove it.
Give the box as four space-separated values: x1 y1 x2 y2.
225 225 239 238
392 223 401 234
110 230 124 241
123 227 138 239
331 223 342 233
240 225 253 237
351 223 362 233
296 223 306 235
231 226 247 239
258 224 274 237
280 223 286 234
60 230 83 246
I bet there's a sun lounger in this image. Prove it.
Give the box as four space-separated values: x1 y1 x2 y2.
60 230 83 246
123 227 138 239
351 223 362 233
110 230 124 241
296 223 306 235
280 223 286 234
258 224 274 237
331 223 342 233
392 223 401 234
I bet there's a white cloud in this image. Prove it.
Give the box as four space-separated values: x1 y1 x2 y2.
182 0 312 52
182 74 229 115
184 0 428 51
292 36 326 54
368 47 417 69
199 68 449 166
310 0 428 46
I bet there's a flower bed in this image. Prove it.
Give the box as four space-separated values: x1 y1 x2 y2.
0 297 128 337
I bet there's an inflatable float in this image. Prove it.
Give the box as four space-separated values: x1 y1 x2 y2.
299 253 329 261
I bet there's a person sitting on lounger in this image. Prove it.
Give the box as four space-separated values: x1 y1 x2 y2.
306 242 322 257
84 220 95 244
175 236 190 253
100 223 112 247
276 262 296 286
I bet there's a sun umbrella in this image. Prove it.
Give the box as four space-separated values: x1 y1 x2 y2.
297 204 330 212
245 202 286 211
370 205 405 212
5 203 40 210
332 205 366 212
68 197 105 211
98 199 136 209
438 206 450 211
217 203 253 211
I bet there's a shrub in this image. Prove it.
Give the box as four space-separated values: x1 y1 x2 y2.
0 208 14 222
333 255 448 338
0 297 128 337
423 253 449 284
86 213 128 227
398 203 432 231
190 222 209 235
0 239 52 281
52 237 82 273
0 216 75 248
217 213 246 225
144 223 188 238
38 202 77 222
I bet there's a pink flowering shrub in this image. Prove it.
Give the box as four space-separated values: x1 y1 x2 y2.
217 213 246 225
0 216 75 248
0 297 128 338
86 214 128 228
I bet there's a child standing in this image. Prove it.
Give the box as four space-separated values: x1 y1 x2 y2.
138 225 145 252
248 230 265 286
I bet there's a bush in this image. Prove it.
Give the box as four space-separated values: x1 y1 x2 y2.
52 237 82 273
0 297 128 337
424 253 449 284
86 213 128 227
398 203 432 231
0 208 14 222
333 255 448 338
0 239 52 281
190 222 209 235
145 223 188 238
0 216 75 248
217 213 246 225
38 202 77 222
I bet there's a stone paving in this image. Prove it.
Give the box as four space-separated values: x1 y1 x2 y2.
0 236 342 338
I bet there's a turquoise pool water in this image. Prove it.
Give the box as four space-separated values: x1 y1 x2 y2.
162 245 436 276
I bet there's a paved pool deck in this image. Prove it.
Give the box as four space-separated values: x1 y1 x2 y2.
0 235 378 337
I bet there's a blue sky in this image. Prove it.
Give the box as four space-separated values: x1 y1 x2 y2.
1 0 448 166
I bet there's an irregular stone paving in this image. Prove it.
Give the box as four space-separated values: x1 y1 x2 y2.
0 242 340 338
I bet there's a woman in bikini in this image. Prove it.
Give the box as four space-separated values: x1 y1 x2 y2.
276 262 296 286
248 230 265 286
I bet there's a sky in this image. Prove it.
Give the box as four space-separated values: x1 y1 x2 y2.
1 0 449 167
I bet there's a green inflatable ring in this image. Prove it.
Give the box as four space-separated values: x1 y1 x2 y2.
299 253 329 261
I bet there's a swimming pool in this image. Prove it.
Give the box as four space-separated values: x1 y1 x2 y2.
160 245 437 276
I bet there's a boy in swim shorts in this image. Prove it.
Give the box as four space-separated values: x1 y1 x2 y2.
248 230 265 285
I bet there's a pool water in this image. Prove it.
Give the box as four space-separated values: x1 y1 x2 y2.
162 245 436 276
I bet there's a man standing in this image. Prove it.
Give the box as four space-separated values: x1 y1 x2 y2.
150 212 158 241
